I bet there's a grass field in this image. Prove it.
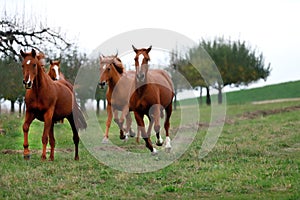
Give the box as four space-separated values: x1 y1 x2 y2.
0 81 300 199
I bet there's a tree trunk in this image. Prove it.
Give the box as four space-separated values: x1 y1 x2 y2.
10 100 15 113
23 102 26 114
18 102 22 116
218 87 223 104
96 99 100 116
206 87 211 106
199 86 203 105
103 99 106 110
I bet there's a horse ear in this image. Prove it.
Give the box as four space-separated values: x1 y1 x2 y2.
20 50 26 58
132 45 138 53
147 45 152 53
31 49 36 58
50 60 53 65
57 60 60 65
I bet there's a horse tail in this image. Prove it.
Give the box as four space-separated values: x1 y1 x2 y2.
73 103 87 131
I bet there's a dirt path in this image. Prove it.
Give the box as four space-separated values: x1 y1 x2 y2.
252 98 300 105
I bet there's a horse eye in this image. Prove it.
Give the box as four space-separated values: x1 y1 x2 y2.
33 64 36 67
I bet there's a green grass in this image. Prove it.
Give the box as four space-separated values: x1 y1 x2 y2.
178 80 300 106
226 80 300 104
1 80 300 199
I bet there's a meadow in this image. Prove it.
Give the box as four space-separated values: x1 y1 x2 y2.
0 81 300 199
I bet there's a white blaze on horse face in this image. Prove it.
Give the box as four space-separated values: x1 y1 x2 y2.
53 65 60 80
26 75 31 84
26 60 31 65
138 54 144 67
102 64 107 70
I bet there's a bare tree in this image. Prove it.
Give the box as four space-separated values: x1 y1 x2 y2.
0 8 74 113
0 14 72 60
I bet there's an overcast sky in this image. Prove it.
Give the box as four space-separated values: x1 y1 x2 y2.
2 0 300 89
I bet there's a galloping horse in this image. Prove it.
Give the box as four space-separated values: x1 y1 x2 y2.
20 49 87 161
130 45 174 154
99 54 135 143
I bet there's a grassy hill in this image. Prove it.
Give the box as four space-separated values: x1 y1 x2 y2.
178 80 300 106
225 80 300 104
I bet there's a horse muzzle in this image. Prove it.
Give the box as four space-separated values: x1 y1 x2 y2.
23 80 32 89
136 73 145 82
98 81 106 89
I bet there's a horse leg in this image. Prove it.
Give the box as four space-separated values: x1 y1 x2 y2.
103 103 112 143
146 115 154 137
119 106 134 140
67 114 80 160
134 112 157 155
22 111 35 160
151 104 163 146
115 108 126 140
164 103 173 152
49 122 55 161
42 110 54 160
125 112 136 137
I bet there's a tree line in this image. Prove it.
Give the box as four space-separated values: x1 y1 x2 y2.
0 14 271 113
171 37 271 106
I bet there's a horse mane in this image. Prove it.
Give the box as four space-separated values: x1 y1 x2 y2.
101 55 125 74
113 57 125 74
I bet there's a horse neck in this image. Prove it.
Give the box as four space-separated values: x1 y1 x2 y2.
135 75 148 96
33 65 50 91
107 69 122 89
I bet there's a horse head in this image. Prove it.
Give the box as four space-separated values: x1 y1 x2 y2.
132 45 152 83
20 49 40 89
49 60 61 80
99 53 124 89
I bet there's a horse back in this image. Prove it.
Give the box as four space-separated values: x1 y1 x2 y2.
52 81 74 120
148 69 174 104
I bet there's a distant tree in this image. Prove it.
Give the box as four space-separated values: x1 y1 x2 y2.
95 86 107 115
0 55 24 113
0 15 71 60
201 37 271 104
174 37 271 105
169 49 190 109
175 47 215 106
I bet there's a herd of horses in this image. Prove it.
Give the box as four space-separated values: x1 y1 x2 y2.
19 45 174 161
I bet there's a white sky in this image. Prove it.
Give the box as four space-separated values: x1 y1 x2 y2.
2 0 300 89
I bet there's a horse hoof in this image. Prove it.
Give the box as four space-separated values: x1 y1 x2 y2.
129 130 136 137
23 154 31 160
156 141 164 146
74 156 79 161
102 137 109 144
119 134 127 140
151 148 158 156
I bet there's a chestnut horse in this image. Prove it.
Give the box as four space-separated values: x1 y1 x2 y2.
48 60 74 124
48 60 65 81
99 54 135 143
20 49 87 161
130 45 174 154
